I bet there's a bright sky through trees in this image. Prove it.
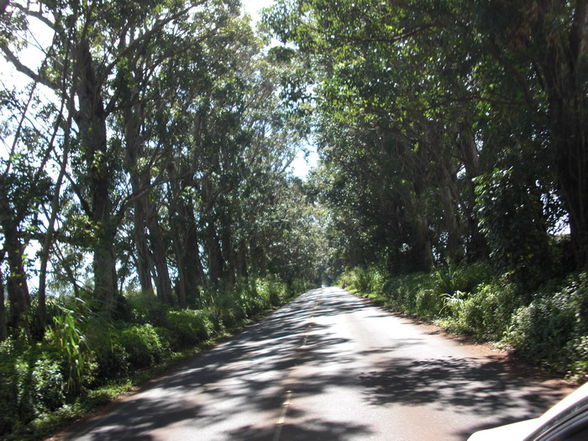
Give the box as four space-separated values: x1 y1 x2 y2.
243 0 318 178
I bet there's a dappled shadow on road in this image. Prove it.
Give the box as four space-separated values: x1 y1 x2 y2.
68 288 368 440
66 288 570 441
358 354 567 433
154 289 358 405
71 397 207 441
359 355 564 413
226 419 374 441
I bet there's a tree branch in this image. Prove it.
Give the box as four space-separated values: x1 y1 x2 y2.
11 3 56 30
0 44 59 90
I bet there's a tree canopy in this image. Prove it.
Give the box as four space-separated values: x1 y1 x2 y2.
1 1 587 436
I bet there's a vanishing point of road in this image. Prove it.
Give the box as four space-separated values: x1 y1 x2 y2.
60 287 572 441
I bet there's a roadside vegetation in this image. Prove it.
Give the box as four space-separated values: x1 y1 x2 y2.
338 265 588 381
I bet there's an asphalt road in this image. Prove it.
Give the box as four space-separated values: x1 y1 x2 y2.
62 287 572 441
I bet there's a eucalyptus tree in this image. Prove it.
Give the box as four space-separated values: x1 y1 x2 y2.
1 0 243 317
0 70 67 334
265 0 582 278
264 0 482 270
110 1 241 304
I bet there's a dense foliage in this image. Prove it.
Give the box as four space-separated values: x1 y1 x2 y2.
0 278 307 438
264 0 586 278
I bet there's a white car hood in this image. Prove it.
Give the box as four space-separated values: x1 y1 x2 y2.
467 418 541 441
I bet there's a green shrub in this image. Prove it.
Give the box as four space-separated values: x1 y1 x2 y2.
46 312 94 396
434 261 495 295
443 283 520 340
381 272 434 314
119 324 170 369
87 327 130 383
506 272 588 375
0 339 70 435
0 338 23 435
338 266 385 294
337 270 357 290
474 168 554 289
414 288 445 319
566 335 588 381
207 289 246 328
165 309 215 349
286 279 310 297
32 353 66 413
125 291 170 326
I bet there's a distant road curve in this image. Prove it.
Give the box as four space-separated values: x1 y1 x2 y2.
60 287 573 441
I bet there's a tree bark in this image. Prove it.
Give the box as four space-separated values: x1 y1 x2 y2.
537 0 588 267
166 160 205 305
147 207 173 305
37 109 74 337
219 211 236 285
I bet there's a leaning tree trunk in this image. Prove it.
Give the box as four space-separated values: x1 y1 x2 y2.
552 108 588 268
540 12 588 268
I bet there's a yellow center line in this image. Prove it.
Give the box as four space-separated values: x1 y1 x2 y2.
272 390 292 441
273 297 319 440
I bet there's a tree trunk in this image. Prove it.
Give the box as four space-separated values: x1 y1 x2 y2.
178 198 204 304
457 123 488 260
0 250 7 342
410 209 434 272
37 110 74 337
123 97 155 296
235 244 249 280
134 199 155 296
171 206 204 308
0 211 31 332
167 164 204 306
206 225 225 284
147 209 173 305
202 175 225 284
426 121 465 263
73 39 118 314
540 25 588 267
552 115 588 267
219 212 236 285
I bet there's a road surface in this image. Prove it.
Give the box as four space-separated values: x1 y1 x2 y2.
61 287 571 441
